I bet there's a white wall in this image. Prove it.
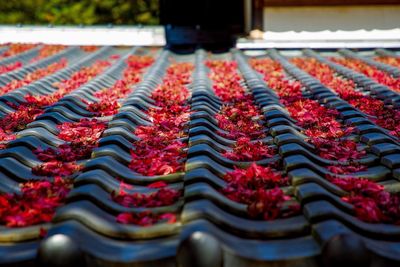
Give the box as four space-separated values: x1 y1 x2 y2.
264 5 400 31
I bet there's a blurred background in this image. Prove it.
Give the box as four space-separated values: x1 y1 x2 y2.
0 0 399 48
0 0 159 25
1 0 399 31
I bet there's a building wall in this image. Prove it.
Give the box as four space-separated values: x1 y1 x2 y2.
263 5 400 31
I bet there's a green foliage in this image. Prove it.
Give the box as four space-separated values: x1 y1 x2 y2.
0 0 159 25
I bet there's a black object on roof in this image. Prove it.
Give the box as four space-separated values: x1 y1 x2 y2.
160 0 245 52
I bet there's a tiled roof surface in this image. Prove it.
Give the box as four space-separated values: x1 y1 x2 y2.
0 44 400 267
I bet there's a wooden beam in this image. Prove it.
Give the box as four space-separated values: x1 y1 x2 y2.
244 0 252 33
263 0 400 6
252 0 264 30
